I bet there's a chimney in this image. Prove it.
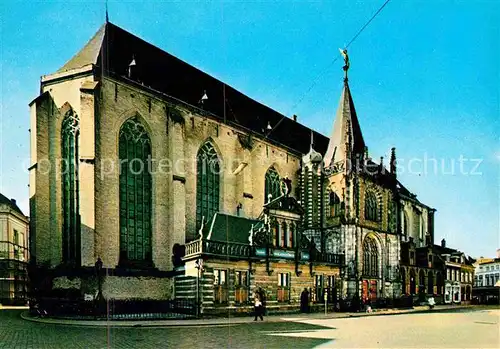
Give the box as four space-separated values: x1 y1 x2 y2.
441 238 446 248
292 114 298 122
10 198 16 206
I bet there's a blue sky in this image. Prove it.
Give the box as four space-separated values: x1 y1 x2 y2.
1 0 498 257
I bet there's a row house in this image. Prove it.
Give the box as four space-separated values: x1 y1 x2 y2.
0 193 29 305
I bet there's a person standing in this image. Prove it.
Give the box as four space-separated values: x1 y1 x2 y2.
300 288 309 313
254 293 263 321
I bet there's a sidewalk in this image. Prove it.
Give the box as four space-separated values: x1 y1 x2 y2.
20 304 479 328
0 305 29 310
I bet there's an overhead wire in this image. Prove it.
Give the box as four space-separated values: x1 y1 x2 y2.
260 0 392 145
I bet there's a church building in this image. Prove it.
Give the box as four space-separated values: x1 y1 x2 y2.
29 22 439 315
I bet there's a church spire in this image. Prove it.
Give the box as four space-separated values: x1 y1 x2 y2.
324 50 366 169
105 0 109 23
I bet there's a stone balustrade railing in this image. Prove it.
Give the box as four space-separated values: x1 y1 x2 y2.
183 239 344 266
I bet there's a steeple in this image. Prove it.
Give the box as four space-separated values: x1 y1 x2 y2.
324 50 366 169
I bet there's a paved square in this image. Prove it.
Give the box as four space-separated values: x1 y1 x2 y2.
0 308 498 348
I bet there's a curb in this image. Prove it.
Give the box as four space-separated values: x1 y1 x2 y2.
20 305 478 328
20 311 287 328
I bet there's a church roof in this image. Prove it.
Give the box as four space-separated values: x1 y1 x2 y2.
204 213 259 244
0 193 25 217
57 24 106 73
324 80 366 168
55 22 329 155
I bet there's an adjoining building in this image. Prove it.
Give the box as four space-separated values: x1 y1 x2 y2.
398 182 443 304
473 250 500 304
0 193 29 305
29 21 450 315
433 240 475 304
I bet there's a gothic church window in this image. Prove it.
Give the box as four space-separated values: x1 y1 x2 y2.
364 191 378 221
416 213 422 240
265 167 280 203
388 199 397 232
119 117 152 264
362 236 379 278
196 142 220 231
403 212 410 239
61 110 80 264
329 191 341 217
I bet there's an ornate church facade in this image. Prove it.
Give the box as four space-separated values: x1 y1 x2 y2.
29 22 440 315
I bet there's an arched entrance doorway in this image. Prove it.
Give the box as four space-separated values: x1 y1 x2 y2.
362 236 379 303
427 271 434 295
418 269 426 295
410 269 416 295
466 285 471 301
401 267 407 295
436 272 443 295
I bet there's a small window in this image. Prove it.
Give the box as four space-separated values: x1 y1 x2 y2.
13 230 19 244
214 269 227 285
314 275 324 302
277 273 290 302
235 271 248 287
410 251 415 265
278 273 290 287
213 269 228 304
234 271 249 304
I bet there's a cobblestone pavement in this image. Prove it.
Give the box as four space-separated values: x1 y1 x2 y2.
0 310 330 349
1 307 498 348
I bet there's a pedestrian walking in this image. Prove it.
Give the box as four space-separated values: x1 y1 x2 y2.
254 293 264 321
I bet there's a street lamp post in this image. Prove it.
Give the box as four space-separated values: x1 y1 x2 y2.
95 257 103 300
195 258 203 317
324 288 328 315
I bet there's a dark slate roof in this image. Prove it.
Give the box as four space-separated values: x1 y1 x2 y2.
0 193 25 216
205 213 259 244
433 244 458 255
57 24 106 73
56 22 329 155
433 245 473 265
